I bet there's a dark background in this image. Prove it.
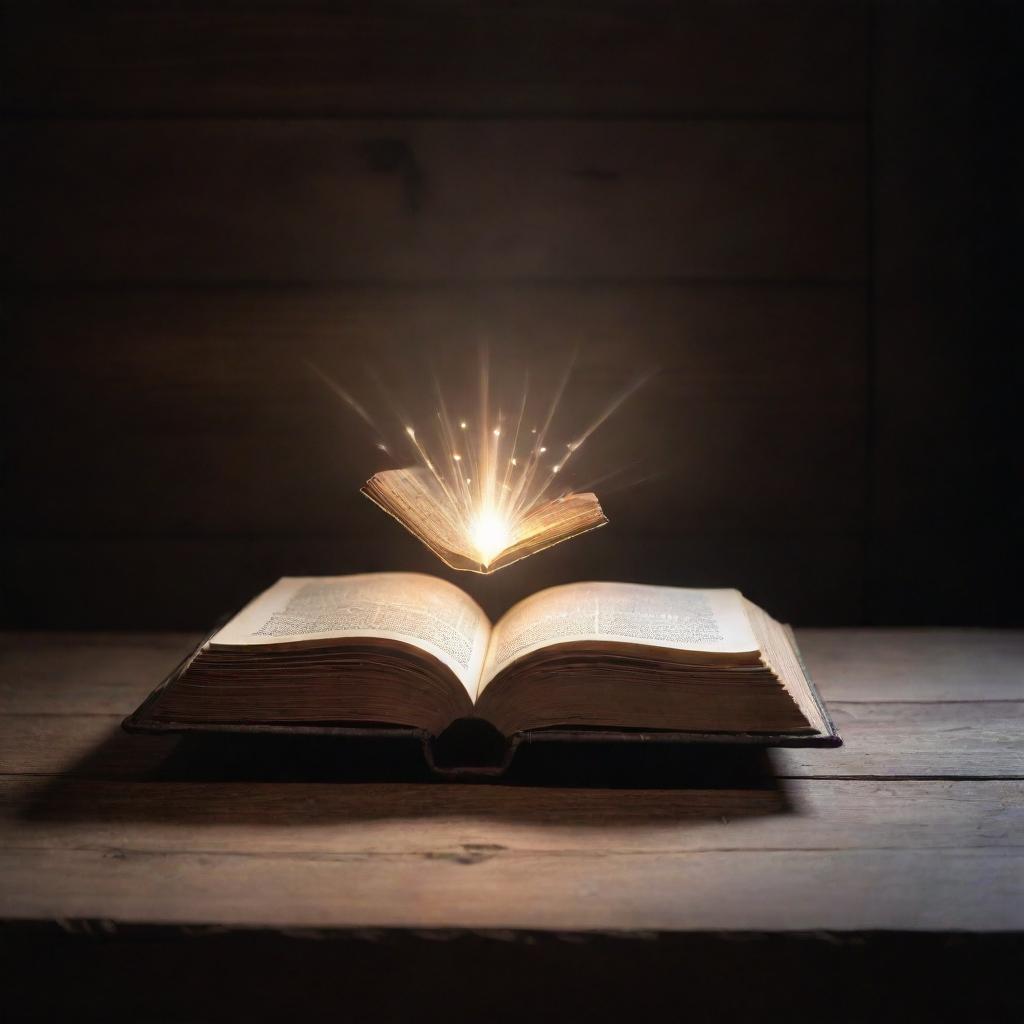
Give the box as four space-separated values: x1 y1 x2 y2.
3 0 1020 630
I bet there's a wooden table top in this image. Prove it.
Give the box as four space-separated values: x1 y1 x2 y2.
1 628 1021 935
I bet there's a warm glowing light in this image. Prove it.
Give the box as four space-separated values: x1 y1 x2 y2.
469 507 513 566
306 350 651 571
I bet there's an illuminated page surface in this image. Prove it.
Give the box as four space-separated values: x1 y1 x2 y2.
208 573 490 695
481 582 758 688
364 467 607 573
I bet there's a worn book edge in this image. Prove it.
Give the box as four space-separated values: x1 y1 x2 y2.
123 616 842 778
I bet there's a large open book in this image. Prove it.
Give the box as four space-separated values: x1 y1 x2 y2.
126 574 840 772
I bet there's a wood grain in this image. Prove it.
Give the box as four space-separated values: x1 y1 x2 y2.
774 701 1024 779
2 703 1019 781
0 633 202 715
2 778 1019 856
0 846 1018 932
798 628 1024 701
3 2 867 117
4 120 865 283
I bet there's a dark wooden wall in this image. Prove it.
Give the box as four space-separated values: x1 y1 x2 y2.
2 2 1019 628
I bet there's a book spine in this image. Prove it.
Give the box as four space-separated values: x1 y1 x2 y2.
421 733 521 779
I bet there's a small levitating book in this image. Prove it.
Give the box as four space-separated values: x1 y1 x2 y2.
361 467 607 573
125 574 840 775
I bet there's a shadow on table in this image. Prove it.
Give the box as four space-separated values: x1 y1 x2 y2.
21 720 796 825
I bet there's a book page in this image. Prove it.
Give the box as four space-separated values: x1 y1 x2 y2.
480 581 758 688
365 470 607 574
363 469 476 567
488 492 608 571
209 574 491 695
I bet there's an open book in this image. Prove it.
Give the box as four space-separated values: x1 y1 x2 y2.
362 467 607 573
126 574 839 760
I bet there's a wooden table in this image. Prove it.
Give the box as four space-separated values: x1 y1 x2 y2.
1 630 1021 1021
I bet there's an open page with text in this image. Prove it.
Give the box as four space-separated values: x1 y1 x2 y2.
209 574 490 695
480 581 759 689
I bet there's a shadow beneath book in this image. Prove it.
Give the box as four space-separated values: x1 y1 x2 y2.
21 719 796 828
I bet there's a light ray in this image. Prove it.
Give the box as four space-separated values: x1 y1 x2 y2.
312 349 650 569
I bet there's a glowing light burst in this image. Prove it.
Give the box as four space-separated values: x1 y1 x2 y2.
470 509 512 567
307 352 649 571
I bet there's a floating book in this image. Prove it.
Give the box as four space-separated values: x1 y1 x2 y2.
361 467 607 573
125 574 840 776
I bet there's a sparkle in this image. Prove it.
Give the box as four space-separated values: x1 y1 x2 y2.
309 351 650 571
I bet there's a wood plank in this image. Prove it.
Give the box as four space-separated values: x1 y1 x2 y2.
0 716 177 779
3 120 866 282
0 633 201 715
2 778 1019 857
798 629 1024 701
0 846 1017 931
1 702 1019 781
3 534 867 630
3 285 865 536
775 701 1024 778
2 2 867 117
